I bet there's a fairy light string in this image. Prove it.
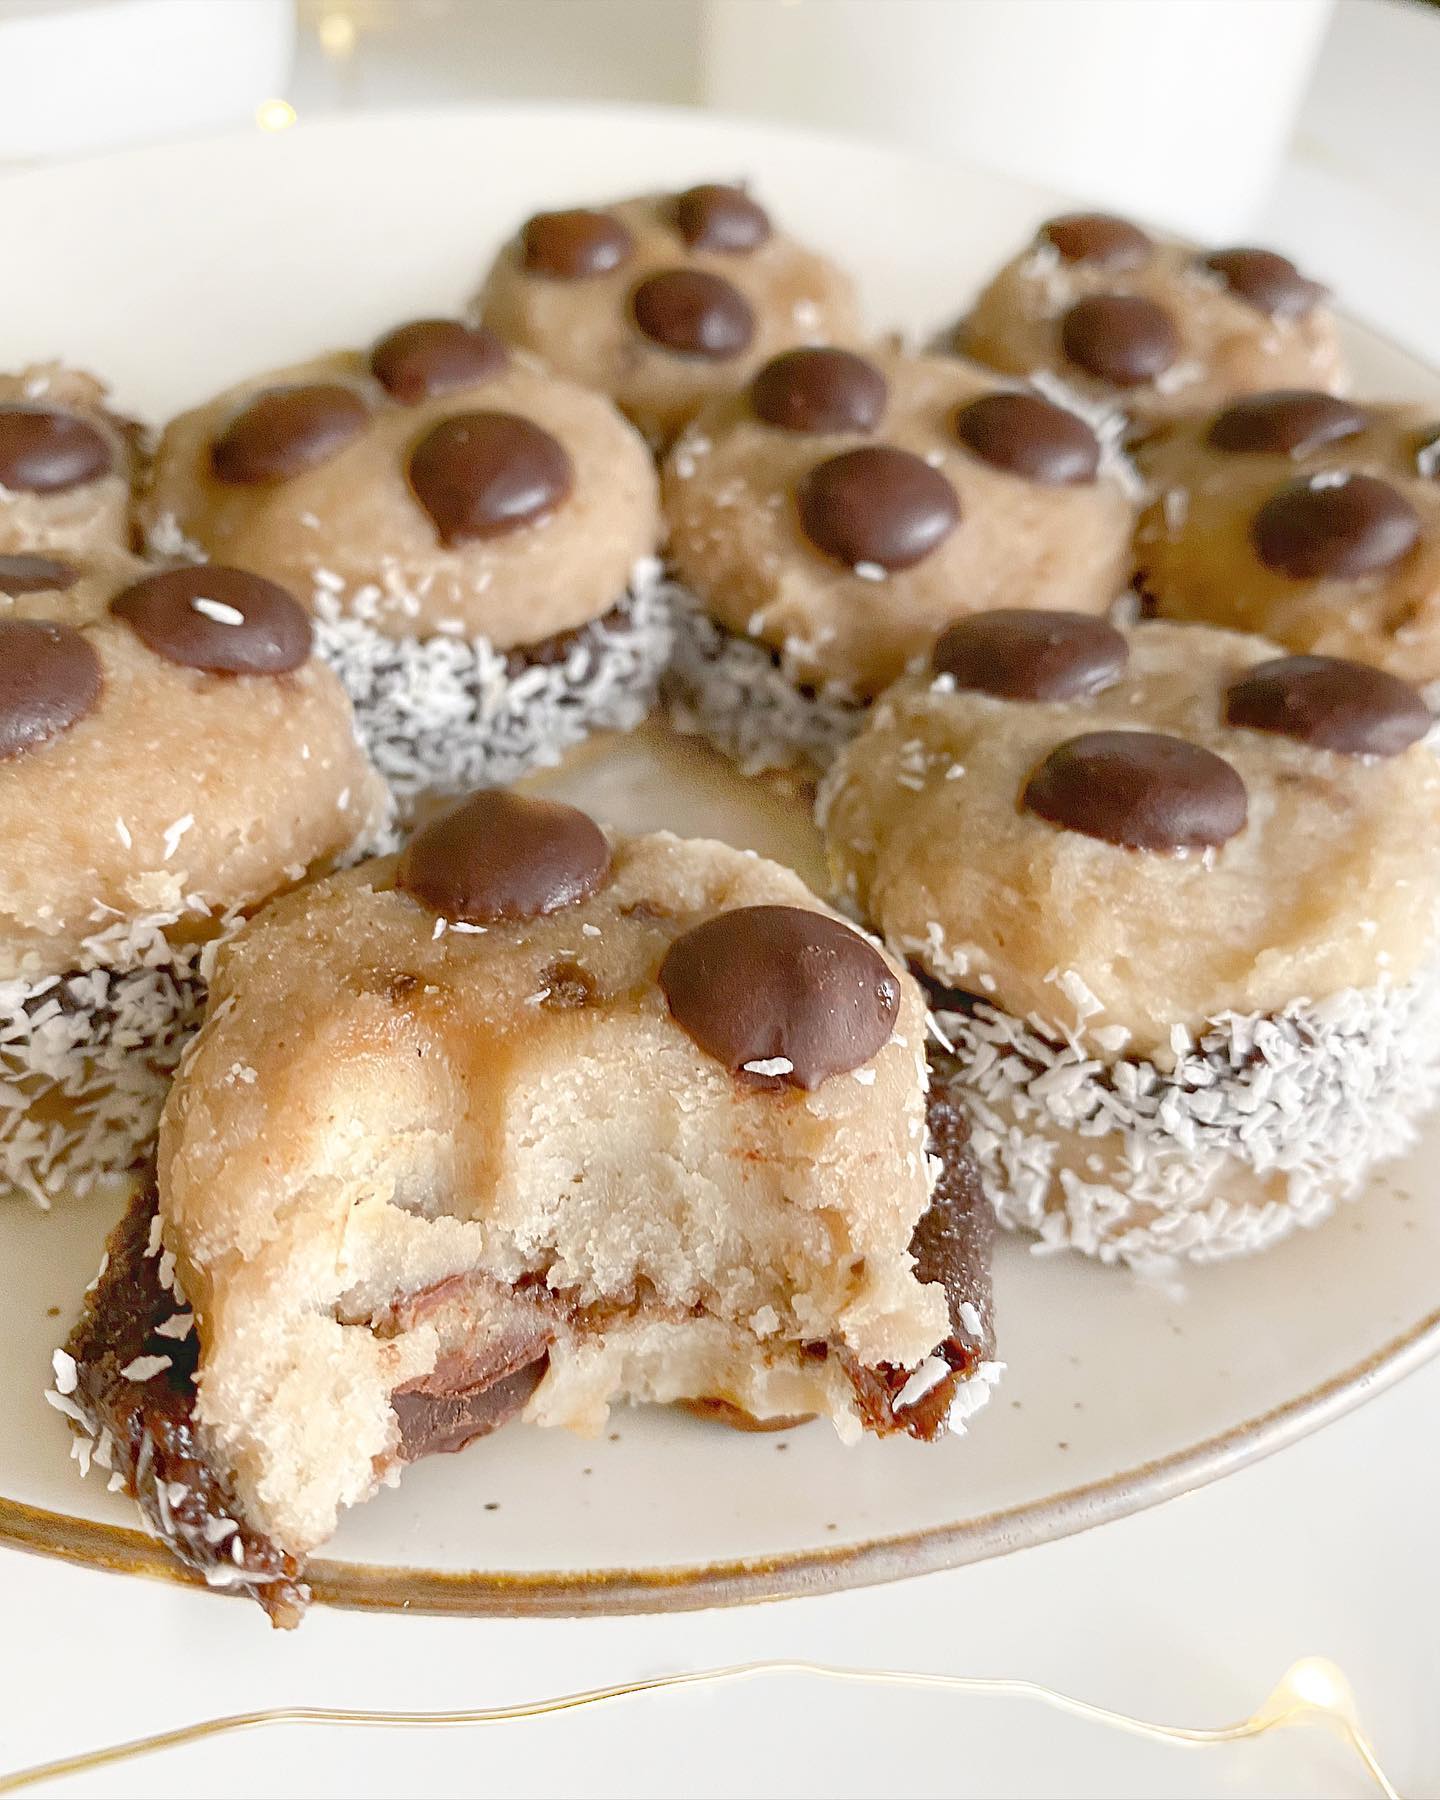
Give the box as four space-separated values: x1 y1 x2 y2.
0 1655 1397 1797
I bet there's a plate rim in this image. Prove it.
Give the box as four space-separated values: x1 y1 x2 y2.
6 1297 1438 1618
3 102 1440 1620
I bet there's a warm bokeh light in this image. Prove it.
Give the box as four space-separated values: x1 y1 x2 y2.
255 98 298 134
318 12 358 57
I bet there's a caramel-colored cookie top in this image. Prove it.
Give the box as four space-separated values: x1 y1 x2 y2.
163 823 935 1348
0 364 138 559
664 347 1136 697
141 330 660 648
474 188 861 445
0 555 388 978
1136 396 1440 680
821 616 1440 1057
956 216 1345 425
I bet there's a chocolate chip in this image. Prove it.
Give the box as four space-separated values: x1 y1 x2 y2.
110 566 313 674
210 384 369 485
0 407 112 494
659 905 900 1090
1060 295 1180 388
631 270 755 359
749 348 887 435
1250 475 1420 580
408 411 573 545
370 320 508 404
953 392 1100 485
520 209 635 279
672 184 772 253
0 619 102 759
1207 391 1370 458
1415 426 1440 479
1039 213 1152 268
797 446 959 571
1202 247 1326 319
932 609 1127 700
1023 730 1248 851
397 790 611 924
0 553 79 595
1226 655 1430 757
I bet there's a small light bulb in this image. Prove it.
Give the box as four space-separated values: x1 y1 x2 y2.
1284 1657 1346 1711
255 98 298 134
318 13 357 56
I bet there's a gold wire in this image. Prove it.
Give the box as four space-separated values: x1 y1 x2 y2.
0 1656 1399 1797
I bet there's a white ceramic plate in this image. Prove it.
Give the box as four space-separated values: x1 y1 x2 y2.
2 107 1438 1617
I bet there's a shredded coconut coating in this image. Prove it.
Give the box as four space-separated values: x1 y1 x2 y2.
0 931 208 1208
933 952 1440 1268
314 561 675 809
663 583 867 778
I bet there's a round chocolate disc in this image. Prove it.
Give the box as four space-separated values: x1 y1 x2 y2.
1023 730 1248 852
0 406 112 495
408 411 574 545
397 790 611 924
1207 390 1370 458
1225 655 1431 757
520 208 635 280
658 904 900 1090
0 620 102 760
672 184 772 253
1039 213 1152 268
630 270 755 359
952 392 1101 485
749 348 887 435
796 446 960 571
0 553 79 595
1202 247 1326 320
370 320 508 404
1250 474 1421 580
932 609 1128 701
1060 295 1181 388
210 384 369 486
110 566 313 675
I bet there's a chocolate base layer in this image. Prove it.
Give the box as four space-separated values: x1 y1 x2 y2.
920 959 1440 1268
663 584 869 779
54 1090 996 1624
313 561 675 810
57 1183 311 1626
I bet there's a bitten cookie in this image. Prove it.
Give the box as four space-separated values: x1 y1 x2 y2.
952 212 1345 428
141 321 668 807
1135 390 1440 681
820 609 1440 1267
663 345 1137 776
0 556 389 1205
56 793 998 1620
473 185 861 444
0 364 139 557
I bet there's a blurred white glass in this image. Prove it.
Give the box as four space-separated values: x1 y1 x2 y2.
0 0 296 161
701 0 1335 238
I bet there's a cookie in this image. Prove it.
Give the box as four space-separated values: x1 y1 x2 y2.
819 612 1440 1267
56 797 998 1616
0 555 389 1205
1134 391 1440 681
663 345 1137 776
473 186 861 445
0 364 140 558
953 213 1345 428
141 321 668 808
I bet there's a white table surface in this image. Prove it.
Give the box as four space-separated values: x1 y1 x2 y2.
2 3 1439 1795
